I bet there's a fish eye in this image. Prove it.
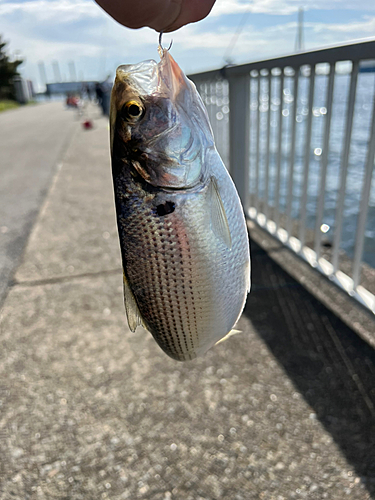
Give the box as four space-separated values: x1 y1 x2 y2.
122 100 144 122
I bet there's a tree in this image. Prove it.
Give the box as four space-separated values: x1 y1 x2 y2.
0 36 23 100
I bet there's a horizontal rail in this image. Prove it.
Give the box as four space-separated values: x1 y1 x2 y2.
190 39 375 81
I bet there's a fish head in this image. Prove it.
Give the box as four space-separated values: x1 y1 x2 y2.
110 50 214 189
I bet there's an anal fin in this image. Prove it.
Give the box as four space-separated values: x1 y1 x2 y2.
215 329 242 345
209 176 232 249
123 272 146 332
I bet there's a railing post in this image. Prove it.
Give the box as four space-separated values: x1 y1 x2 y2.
332 60 359 273
255 74 260 211
286 68 299 238
274 69 285 230
352 90 375 290
228 74 250 211
264 72 272 219
299 64 316 248
314 63 335 260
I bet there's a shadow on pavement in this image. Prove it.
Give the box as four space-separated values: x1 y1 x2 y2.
244 239 375 493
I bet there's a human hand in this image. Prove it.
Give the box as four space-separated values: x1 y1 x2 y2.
95 0 216 32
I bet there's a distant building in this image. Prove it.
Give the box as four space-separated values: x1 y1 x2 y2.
13 77 33 104
46 81 97 95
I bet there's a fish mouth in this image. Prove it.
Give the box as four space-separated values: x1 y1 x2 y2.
115 49 190 102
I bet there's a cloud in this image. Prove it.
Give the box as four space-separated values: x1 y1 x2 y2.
308 16 375 34
210 0 375 16
0 0 160 86
175 15 375 74
210 0 296 16
2 0 375 24
1 0 374 91
0 0 101 21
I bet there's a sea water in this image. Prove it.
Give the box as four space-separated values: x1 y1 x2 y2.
261 70 375 269
201 70 375 270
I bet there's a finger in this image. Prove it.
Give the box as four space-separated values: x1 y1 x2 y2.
95 0 182 30
160 0 216 32
95 0 216 33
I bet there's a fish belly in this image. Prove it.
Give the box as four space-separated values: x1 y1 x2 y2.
116 169 250 361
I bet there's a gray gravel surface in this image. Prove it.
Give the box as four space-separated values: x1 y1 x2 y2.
1 106 374 500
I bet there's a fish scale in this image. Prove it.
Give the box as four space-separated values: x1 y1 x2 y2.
110 48 250 361
122 195 203 359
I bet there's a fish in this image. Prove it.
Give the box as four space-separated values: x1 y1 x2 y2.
109 47 250 361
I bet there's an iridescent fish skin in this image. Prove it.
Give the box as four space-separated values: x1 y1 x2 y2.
110 49 250 361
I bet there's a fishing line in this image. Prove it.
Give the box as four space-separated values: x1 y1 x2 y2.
224 4 252 64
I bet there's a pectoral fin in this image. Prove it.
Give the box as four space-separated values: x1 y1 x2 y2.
209 176 232 249
123 272 146 332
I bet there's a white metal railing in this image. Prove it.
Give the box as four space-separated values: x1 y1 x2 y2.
189 39 375 315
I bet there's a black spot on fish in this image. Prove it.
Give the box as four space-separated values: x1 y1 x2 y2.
156 201 175 217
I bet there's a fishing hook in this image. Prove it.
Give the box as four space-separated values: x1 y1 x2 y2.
158 31 173 53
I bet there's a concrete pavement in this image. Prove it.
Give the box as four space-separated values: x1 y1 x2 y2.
0 102 77 304
0 104 374 499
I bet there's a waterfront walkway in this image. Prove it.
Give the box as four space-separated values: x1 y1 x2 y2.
0 103 374 499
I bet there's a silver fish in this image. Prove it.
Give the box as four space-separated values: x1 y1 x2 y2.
110 48 250 361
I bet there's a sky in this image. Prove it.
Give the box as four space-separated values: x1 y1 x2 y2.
1 0 375 92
